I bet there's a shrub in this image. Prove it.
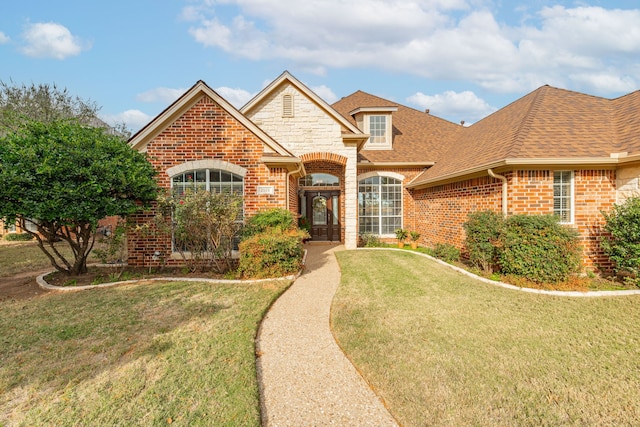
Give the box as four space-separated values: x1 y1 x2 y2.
238 228 308 279
498 214 581 284
601 196 640 282
463 210 504 273
242 208 296 239
3 232 34 241
156 191 243 273
359 233 383 247
433 243 460 263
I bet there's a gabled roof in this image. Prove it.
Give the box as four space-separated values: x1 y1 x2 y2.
332 90 463 164
241 71 364 137
129 80 294 157
408 85 640 188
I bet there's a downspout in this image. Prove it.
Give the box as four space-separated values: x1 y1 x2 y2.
286 163 304 212
488 169 508 217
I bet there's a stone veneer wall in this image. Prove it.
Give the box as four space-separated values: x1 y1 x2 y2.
245 83 359 248
127 95 288 267
412 169 616 271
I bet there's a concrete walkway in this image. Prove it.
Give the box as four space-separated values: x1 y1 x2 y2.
256 244 398 426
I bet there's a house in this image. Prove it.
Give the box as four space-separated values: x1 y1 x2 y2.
127 71 640 272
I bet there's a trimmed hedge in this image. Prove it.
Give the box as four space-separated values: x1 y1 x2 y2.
498 215 581 284
463 212 581 284
242 208 295 239
602 196 640 280
238 228 307 279
4 232 34 241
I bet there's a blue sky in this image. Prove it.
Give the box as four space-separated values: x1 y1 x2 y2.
1 0 639 132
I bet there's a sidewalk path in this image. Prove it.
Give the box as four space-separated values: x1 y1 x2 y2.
256 244 398 426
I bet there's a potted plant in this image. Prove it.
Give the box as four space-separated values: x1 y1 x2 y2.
409 231 421 249
395 228 408 248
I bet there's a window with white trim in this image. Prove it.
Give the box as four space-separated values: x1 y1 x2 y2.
553 170 573 223
369 115 387 145
358 176 402 235
171 169 243 196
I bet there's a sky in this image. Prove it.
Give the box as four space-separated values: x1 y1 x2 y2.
1 0 640 132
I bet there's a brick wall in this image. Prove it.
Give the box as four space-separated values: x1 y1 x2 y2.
128 95 287 267
412 169 616 271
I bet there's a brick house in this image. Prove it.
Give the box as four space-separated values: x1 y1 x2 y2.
127 71 640 272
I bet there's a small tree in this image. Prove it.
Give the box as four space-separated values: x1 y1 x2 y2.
602 196 640 280
157 190 243 273
0 120 158 275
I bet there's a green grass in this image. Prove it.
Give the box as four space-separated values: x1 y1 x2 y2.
333 250 640 426
0 279 290 426
0 241 93 276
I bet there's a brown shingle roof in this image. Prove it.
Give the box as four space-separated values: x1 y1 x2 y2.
409 85 640 187
332 90 462 163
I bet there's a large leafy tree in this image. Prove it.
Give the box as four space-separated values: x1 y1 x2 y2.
0 119 158 275
0 81 105 135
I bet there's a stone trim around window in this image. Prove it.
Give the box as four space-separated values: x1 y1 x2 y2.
166 159 247 179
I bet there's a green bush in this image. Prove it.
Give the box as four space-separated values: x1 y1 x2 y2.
602 196 640 281
242 208 296 239
464 210 504 273
4 232 34 241
359 233 383 247
433 243 460 263
498 214 581 284
238 228 308 279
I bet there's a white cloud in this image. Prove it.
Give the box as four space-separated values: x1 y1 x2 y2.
407 90 496 123
183 1 640 96
136 87 186 104
20 22 88 59
101 110 153 133
214 86 254 108
310 85 338 104
0 31 9 44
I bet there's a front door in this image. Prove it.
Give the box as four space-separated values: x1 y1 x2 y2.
306 190 340 241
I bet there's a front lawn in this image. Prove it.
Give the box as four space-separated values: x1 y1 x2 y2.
333 250 640 426
1 279 290 426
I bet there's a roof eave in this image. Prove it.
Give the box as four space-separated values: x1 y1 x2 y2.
358 161 435 169
261 155 306 175
406 157 622 189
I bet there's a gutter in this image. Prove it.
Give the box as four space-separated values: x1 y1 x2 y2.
487 169 508 217
286 163 305 212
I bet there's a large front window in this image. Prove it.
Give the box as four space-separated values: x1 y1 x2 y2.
358 176 402 235
171 169 243 196
553 170 573 223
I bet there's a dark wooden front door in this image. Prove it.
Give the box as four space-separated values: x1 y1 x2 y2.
306 190 340 241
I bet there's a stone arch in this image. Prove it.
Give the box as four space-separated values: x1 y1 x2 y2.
300 152 348 166
165 159 247 178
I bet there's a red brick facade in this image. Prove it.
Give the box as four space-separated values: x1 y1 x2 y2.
127 95 289 267
413 169 616 271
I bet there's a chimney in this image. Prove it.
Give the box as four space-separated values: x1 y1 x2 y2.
425 109 430 114
460 120 465 126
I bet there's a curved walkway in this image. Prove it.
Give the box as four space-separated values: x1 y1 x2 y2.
256 244 398 426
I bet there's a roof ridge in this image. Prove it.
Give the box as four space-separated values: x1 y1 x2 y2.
507 86 548 157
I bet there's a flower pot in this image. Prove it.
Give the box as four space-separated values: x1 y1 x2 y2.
398 242 405 248
410 241 418 249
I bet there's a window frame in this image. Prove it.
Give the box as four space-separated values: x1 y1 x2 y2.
358 173 403 237
553 170 574 224
364 114 392 149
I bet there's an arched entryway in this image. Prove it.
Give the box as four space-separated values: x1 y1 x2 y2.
298 154 347 242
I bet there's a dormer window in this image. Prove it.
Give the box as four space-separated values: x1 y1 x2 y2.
349 106 397 150
368 115 387 145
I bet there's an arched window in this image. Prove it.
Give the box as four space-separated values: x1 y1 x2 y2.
299 173 340 187
358 175 402 235
171 169 243 196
